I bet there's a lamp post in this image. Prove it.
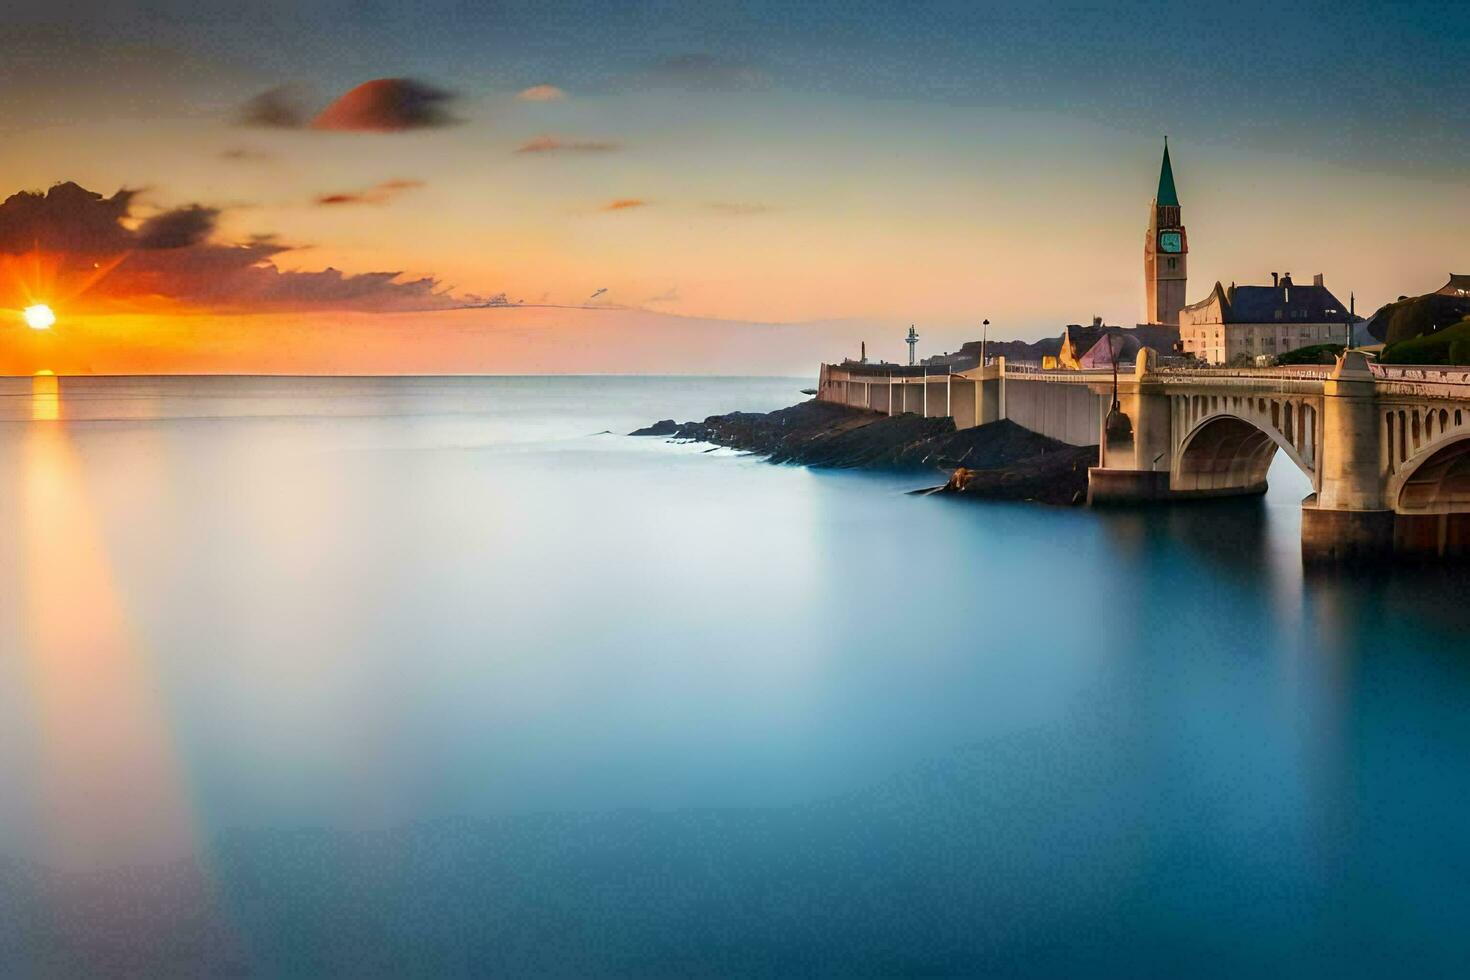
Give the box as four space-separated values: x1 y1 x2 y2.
981 319 990 368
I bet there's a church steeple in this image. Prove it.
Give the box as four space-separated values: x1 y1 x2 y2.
1144 139 1187 326
1155 139 1179 207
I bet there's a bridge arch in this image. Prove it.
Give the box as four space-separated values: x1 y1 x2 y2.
1391 434 1470 514
1383 405 1470 506
1172 412 1316 495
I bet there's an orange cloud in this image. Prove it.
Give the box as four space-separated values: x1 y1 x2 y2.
315 179 425 206
601 198 648 212
517 84 567 102
515 135 620 154
312 78 457 132
0 181 465 313
237 78 458 133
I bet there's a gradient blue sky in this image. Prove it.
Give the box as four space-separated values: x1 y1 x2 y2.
1 1 1467 371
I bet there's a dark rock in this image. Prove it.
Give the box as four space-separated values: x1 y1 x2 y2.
629 419 678 436
637 399 1100 506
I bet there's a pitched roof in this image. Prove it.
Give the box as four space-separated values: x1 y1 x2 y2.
1223 277 1352 324
1078 332 1142 369
1062 324 1105 355
1436 274 1470 296
1155 141 1179 207
1066 325 1177 368
1182 281 1230 315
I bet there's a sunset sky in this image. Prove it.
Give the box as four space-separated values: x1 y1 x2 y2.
2 0 1468 374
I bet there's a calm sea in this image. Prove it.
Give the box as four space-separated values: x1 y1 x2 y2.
2 375 1468 976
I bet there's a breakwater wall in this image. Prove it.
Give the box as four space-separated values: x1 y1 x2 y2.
816 359 1113 449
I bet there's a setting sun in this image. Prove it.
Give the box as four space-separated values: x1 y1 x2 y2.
23 304 56 330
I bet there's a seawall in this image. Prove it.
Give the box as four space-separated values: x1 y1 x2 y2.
816 359 1114 449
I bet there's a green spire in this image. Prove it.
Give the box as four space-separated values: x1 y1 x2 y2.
1156 138 1179 207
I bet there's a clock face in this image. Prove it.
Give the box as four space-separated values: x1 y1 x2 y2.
1159 231 1183 254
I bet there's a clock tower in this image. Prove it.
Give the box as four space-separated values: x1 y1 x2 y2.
1143 140 1187 326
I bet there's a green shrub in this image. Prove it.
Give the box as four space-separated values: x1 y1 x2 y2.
1276 343 1344 365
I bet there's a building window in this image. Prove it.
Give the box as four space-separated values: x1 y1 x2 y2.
1167 258 1177 270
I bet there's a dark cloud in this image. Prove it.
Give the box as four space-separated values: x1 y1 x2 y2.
600 198 648 212
0 181 135 254
312 78 457 132
235 78 457 133
237 85 310 128
314 179 424 206
0 181 462 313
637 54 769 92
136 204 217 248
515 135 620 154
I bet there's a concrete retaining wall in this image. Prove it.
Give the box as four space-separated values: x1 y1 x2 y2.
870 384 892 415
902 383 924 415
925 381 948 418
1004 378 1102 447
815 366 1096 444
950 379 977 430
981 380 1000 426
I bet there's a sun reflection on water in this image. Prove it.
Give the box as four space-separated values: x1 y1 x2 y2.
17 386 198 869
31 372 59 421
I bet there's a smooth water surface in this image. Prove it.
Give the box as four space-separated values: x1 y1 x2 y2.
2 376 1468 976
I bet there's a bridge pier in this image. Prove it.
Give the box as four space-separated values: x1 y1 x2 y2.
1087 468 1171 502
1088 349 1178 503
1300 503 1395 562
1301 352 1395 561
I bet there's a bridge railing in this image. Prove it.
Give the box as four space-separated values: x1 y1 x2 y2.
1004 365 1132 379
1149 365 1334 381
1371 364 1470 386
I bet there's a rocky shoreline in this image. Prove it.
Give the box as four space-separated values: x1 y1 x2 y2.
632 399 1097 505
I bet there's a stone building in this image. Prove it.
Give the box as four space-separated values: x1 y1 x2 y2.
1179 272 1354 364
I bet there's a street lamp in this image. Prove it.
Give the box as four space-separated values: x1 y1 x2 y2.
981 319 990 367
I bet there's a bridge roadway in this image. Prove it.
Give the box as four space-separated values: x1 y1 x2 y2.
816 352 1470 561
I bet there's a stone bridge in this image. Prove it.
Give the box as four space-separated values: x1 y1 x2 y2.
816 353 1470 560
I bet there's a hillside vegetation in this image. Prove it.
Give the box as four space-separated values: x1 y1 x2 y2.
1380 317 1470 365
1368 293 1470 344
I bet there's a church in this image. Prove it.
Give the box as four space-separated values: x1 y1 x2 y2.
1146 143 1356 364
1142 141 1188 327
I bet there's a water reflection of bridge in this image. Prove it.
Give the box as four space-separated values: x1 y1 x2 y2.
817 353 1470 561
